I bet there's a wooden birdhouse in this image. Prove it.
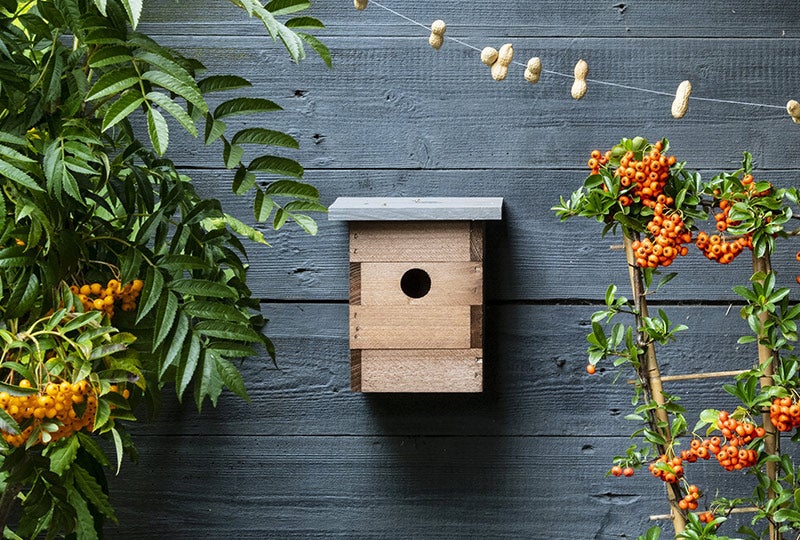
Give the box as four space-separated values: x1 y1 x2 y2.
328 197 503 393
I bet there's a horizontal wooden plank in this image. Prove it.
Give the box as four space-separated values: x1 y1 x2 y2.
359 349 482 392
186 168 800 302
351 305 472 349
350 221 473 262
127 303 766 438
123 36 800 171
106 434 761 539
358 262 482 306
139 1 800 38
329 197 503 221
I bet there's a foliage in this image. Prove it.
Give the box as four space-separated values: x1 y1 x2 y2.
554 137 800 539
0 0 329 536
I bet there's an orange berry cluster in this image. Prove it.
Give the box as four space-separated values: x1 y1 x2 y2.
649 454 684 484
770 396 800 432
680 438 714 462
0 379 96 447
609 465 634 477
695 231 752 264
70 279 143 318
613 142 677 208
698 510 716 525
709 410 763 471
587 149 610 175
632 204 692 268
678 484 701 511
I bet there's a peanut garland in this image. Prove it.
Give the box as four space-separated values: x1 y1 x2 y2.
428 20 446 50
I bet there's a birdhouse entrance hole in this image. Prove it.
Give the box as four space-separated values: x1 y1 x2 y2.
400 268 431 298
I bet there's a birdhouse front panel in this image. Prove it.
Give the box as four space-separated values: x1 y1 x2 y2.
329 197 502 393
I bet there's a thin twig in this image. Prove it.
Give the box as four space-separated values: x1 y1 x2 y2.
649 506 760 521
625 369 748 384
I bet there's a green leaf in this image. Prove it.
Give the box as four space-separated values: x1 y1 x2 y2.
290 213 317 235
298 32 332 68
273 207 288 229
197 75 252 94
121 0 143 29
169 279 238 299
92 0 108 14
254 187 274 222
160 313 189 378
204 115 226 145
62 311 103 332
152 291 178 350
147 91 197 137
73 464 117 521
194 351 222 410
231 128 299 149
88 45 132 68
146 106 169 155
0 143 35 164
194 321 262 342
182 301 250 323
0 406 19 435
284 200 328 213
68 486 99 540
263 179 319 200
47 435 79 474
141 70 208 113
285 16 325 29
0 157 43 192
102 90 145 131
5 272 39 318
232 166 257 195
214 97 281 119
222 140 243 169
250 156 304 178
137 266 164 322
110 427 124 474
176 332 200 401
86 67 139 101
266 0 311 15
213 355 249 401
77 432 110 467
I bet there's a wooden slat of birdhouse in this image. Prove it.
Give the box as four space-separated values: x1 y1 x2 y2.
349 221 473 262
358 262 482 306
358 349 483 393
351 305 472 349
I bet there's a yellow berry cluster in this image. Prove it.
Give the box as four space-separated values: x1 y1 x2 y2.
70 279 143 318
1 379 131 447
0 379 97 447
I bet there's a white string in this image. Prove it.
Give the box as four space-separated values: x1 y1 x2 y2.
366 0 788 112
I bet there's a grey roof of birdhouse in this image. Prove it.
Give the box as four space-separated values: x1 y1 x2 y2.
328 197 503 221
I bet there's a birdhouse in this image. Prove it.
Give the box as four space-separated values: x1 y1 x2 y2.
328 197 503 393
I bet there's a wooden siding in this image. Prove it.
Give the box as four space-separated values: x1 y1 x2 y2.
108 2 800 538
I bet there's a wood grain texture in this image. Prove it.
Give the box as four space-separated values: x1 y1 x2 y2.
126 303 764 438
359 349 482 392
106 434 761 539
350 221 472 263
189 168 800 303
118 36 800 171
139 1 800 38
351 305 472 349
358 262 482 306
109 2 800 539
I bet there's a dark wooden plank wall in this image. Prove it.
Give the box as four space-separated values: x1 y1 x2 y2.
105 2 800 538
